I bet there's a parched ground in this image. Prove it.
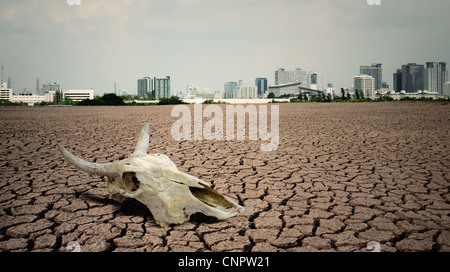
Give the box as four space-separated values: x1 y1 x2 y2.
0 102 449 252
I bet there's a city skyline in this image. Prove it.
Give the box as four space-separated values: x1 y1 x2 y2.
1 0 449 95
4 60 448 97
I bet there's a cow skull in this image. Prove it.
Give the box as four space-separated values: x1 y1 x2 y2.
58 123 243 227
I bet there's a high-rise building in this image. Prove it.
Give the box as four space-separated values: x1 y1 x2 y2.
325 83 335 96
233 85 258 99
444 82 450 98
255 78 268 97
393 69 402 91
274 68 324 90
154 76 170 99
41 82 60 95
425 62 448 95
441 63 448 95
354 75 375 98
137 77 152 97
224 82 238 93
137 76 170 99
187 84 200 96
360 63 382 90
401 63 424 93
0 82 13 100
275 68 309 87
309 72 323 91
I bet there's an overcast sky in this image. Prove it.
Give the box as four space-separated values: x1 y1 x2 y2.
1 0 449 95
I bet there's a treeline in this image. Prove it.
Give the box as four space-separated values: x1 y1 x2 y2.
3 92 449 107
32 93 127 106
267 89 450 103
77 93 125 105
0 100 30 106
37 94 186 106
291 89 374 103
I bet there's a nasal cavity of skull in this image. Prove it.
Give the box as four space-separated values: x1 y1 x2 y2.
122 172 140 192
189 186 235 209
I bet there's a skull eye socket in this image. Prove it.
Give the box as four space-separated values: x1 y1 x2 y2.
122 172 140 192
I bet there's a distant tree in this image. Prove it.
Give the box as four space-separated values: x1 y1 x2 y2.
63 96 73 105
101 93 125 105
377 95 394 101
279 93 292 98
77 99 99 105
77 93 125 106
54 90 63 104
158 96 186 105
120 94 135 101
320 91 326 102
267 92 275 98
355 89 361 100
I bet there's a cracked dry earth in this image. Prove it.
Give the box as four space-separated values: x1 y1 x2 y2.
0 102 449 252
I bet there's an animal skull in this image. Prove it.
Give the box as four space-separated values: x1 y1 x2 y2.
58 123 243 227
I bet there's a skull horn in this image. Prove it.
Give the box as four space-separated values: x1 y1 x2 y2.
132 123 150 157
58 143 114 176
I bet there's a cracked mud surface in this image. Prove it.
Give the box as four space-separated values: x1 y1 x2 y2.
0 103 449 252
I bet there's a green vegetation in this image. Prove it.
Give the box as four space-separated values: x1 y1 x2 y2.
2 91 449 107
269 99 289 103
288 89 450 103
377 95 395 102
54 90 63 103
399 96 444 102
157 96 186 105
0 100 28 106
202 99 228 104
77 93 125 105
